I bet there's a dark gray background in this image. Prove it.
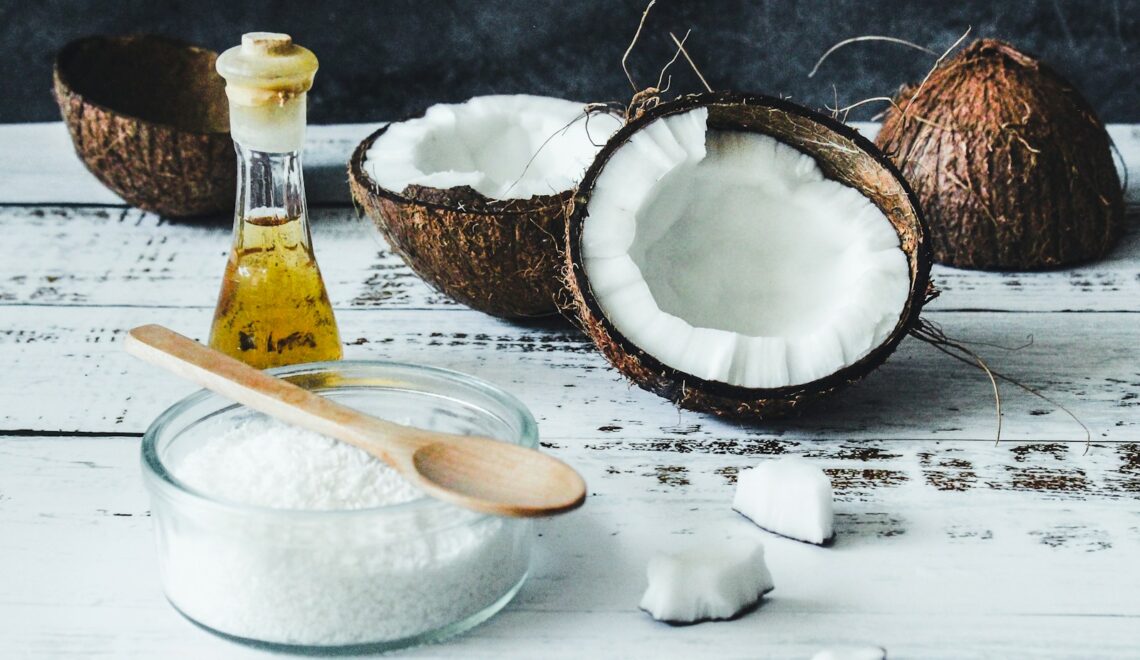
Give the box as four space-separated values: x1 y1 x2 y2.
4 0 1137 124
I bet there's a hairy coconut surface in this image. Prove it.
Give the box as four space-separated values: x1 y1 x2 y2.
53 35 235 218
349 95 621 318
565 92 930 419
875 39 1124 270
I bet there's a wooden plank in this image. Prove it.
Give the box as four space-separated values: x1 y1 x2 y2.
4 609 1137 659
1 435 1137 658
0 206 454 310
1 204 1138 313
0 305 1133 442
0 123 383 207
0 122 1137 206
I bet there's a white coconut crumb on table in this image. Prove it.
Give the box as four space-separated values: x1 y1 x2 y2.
733 457 835 544
639 536 774 624
364 95 622 200
811 646 887 660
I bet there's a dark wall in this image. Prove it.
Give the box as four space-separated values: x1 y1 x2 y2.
4 0 1137 124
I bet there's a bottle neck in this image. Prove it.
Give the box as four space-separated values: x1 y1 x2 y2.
233 143 310 239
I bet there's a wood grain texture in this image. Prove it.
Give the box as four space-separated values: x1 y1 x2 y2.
1 435 1138 659
0 122 1138 657
1 305 1135 442
0 204 1138 313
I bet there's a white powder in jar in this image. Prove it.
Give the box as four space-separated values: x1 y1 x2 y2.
175 419 423 510
157 417 530 647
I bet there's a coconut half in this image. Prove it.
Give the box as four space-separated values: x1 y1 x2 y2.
349 95 622 318
566 93 930 418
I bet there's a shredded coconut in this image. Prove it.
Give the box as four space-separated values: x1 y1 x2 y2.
157 417 530 647
175 418 422 510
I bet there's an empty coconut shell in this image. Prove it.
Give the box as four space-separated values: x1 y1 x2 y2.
53 35 235 217
875 39 1124 270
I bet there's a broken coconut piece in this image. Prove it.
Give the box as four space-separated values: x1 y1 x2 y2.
349 95 622 318
733 457 835 544
811 646 887 660
639 538 774 624
565 92 930 418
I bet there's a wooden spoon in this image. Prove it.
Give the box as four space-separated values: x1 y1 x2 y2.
125 324 586 517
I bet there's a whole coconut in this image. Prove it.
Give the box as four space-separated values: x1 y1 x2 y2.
875 39 1123 270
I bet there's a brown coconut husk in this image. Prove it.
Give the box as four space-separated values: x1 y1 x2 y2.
348 117 613 319
875 39 1124 270
53 35 234 218
564 91 932 419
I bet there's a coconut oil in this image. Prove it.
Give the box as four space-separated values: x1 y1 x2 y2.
209 208 340 368
208 33 341 367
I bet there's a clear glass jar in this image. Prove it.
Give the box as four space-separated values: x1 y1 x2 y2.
141 361 537 652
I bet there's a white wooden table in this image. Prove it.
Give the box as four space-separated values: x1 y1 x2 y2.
2 121 1138 659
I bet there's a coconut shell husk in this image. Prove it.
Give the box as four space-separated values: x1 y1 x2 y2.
53 35 234 218
348 124 573 319
875 39 1123 270
565 92 931 419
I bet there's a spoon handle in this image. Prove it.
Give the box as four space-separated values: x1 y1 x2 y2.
124 324 418 465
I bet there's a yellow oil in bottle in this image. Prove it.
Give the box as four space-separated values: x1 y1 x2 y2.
208 212 342 368
210 33 342 369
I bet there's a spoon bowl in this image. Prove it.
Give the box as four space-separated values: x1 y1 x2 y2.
411 438 586 516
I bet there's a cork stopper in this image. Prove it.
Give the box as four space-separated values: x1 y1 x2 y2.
216 32 318 152
242 32 294 56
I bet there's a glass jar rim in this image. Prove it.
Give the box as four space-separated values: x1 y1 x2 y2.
140 359 540 522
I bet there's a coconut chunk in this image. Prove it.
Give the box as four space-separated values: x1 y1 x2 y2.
639 538 774 624
733 458 835 545
365 95 621 200
581 107 910 389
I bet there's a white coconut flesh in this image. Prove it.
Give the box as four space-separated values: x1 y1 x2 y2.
364 95 623 201
582 108 911 389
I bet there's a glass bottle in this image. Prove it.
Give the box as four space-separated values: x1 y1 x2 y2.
209 32 341 368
